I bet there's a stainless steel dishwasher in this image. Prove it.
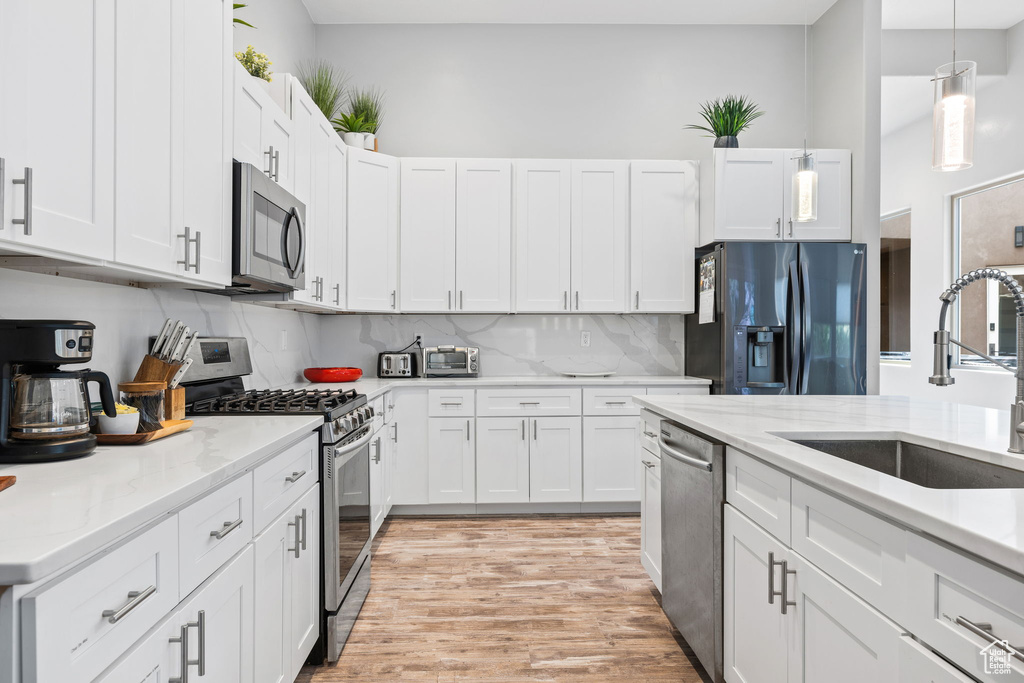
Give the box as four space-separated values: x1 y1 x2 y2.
660 419 725 683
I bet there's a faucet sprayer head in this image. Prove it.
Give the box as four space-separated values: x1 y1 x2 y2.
929 329 955 386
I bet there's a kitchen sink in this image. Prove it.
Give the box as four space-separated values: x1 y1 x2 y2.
790 439 1024 489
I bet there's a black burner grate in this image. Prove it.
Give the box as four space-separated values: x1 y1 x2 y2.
188 388 362 418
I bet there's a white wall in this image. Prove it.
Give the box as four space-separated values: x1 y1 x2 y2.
879 19 1024 409
313 23 810 161
233 0 316 77
812 0 883 394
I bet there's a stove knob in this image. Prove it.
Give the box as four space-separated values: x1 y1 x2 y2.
366 406 375 419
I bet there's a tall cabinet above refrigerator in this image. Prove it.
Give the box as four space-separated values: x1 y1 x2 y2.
685 242 867 395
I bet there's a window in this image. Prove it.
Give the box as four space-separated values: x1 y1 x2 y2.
954 175 1024 368
880 211 911 360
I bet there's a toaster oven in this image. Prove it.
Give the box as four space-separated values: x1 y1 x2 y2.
422 346 479 377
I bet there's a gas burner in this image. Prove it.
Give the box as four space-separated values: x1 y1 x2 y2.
188 388 365 422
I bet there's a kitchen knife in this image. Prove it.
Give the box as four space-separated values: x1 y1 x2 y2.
151 318 174 357
168 357 194 389
162 322 186 361
177 332 200 363
167 326 190 363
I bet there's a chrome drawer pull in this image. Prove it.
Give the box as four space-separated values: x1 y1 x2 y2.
300 508 308 550
643 430 658 438
955 616 1024 663
440 402 463 407
604 401 627 405
101 584 156 623
12 167 33 235
210 518 243 540
288 514 301 558
780 560 796 614
285 470 306 484
641 460 656 469
169 623 189 683
519 401 540 406
768 552 781 605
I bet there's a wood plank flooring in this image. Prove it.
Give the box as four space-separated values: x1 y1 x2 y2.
298 515 709 682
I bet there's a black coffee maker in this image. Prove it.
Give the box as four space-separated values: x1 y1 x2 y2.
0 320 117 463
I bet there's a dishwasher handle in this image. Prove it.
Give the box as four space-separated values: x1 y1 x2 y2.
659 437 713 472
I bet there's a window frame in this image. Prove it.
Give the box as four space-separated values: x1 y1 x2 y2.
879 208 912 364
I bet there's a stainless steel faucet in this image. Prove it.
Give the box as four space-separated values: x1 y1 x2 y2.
929 268 1024 453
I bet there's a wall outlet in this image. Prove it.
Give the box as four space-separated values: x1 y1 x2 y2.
580 330 591 348
279 329 288 352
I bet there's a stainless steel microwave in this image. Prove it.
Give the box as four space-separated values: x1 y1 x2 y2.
232 160 306 293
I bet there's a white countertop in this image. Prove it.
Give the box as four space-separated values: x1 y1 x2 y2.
634 394 1024 576
291 374 710 400
0 414 322 585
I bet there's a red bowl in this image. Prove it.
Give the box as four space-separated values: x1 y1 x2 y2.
303 367 363 383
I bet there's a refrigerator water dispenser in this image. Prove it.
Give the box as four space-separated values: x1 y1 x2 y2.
733 326 786 390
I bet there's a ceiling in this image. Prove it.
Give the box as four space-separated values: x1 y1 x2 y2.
301 0 841 25
883 0 1024 29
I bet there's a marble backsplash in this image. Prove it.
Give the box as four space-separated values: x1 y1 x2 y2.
0 269 321 391
319 313 687 377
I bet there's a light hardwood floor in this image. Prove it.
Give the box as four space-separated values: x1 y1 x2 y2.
298 515 709 682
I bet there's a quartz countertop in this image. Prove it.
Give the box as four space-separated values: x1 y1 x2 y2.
0 414 322 585
291 374 710 400
634 394 1024 576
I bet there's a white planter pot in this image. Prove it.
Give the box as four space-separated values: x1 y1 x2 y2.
342 132 365 147
363 133 376 150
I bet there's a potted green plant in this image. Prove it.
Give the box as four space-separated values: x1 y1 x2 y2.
332 112 372 147
685 95 765 148
232 3 255 28
297 59 348 120
235 45 272 90
348 87 386 151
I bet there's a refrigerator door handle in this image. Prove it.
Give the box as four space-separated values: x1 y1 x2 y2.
799 260 812 395
787 261 803 395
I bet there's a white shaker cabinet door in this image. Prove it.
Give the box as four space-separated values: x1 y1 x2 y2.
253 504 293 683
476 417 531 504
639 450 662 591
785 149 852 243
288 80 320 304
400 158 457 312
427 417 476 504
570 161 629 313
515 160 571 313
347 148 399 311
455 159 512 312
582 416 641 502
713 148 786 242
325 133 348 309
530 417 583 503
629 160 697 313
287 485 320 682
0 0 115 260
234 61 268 169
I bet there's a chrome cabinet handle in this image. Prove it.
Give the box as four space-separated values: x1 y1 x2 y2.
575 291 580 310
334 283 340 306
466 419 470 441
448 290 452 309
288 514 301 558
169 611 205 683
521 419 525 440
563 291 568 310
372 437 381 463
285 470 306 484
273 149 281 181
955 616 1024 663
533 419 537 440
519 401 540 406
169 623 189 683
210 518 243 540
635 291 640 310
101 585 156 623
394 423 398 442
641 460 656 469
776 217 782 237
780 559 796 614
643 430 658 438
391 290 396 309
768 551 781 605
440 401 463 406
605 401 627 405
300 508 307 551
194 230 202 275
194 611 206 676
264 146 275 176
788 219 794 238
178 227 200 273
12 167 32 235
0 158 5 229
460 290 464 309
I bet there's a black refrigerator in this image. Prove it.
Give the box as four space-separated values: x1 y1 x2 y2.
685 242 867 395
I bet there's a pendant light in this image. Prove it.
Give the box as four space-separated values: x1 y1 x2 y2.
932 0 976 171
792 4 818 222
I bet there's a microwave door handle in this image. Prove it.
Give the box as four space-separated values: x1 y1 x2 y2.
282 208 305 280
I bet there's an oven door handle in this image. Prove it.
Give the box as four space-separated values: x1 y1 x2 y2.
333 429 374 459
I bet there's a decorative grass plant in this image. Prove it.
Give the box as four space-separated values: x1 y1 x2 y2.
297 59 348 120
348 87 387 135
684 95 765 146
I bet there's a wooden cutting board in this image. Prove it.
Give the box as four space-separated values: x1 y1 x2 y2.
96 420 193 445
0 476 15 493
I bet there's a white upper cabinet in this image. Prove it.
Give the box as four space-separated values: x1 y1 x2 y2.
456 159 512 312
233 62 294 194
785 149 852 242
630 160 697 313
325 133 348 309
288 83 320 305
571 161 629 313
347 148 399 311
515 160 571 313
712 148 851 243
0 0 115 261
400 158 457 312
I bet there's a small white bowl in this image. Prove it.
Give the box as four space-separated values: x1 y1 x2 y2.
97 411 141 435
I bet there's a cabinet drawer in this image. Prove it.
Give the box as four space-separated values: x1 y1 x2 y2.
640 408 661 453
179 473 253 595
383 391 394 424
583 387 646 416
899 636 975 683
428 389 475 417
725 448 791 545
253 433 318 532
904 533 1024 681
791 480 906 616
477 388 582 417
21 516 179 683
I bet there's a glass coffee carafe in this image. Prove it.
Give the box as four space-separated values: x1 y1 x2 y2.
9 371 113 441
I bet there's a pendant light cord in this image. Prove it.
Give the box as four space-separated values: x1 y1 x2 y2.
803 0 809 156
952 0 957 71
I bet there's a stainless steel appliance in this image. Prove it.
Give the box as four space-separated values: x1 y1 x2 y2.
377 352 419 378
422 346 479 377
686 242 867 395
0 320 116 463
659 419 725 683
187 380 375 663
232 160 306 293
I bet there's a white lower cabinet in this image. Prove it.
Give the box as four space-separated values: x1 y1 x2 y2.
530 417 583 503
582 416 642 502
476 417 531 503
254 485 320 683
639 447 662 590
99 544 255 683
427 417 476 504
370 431 387 536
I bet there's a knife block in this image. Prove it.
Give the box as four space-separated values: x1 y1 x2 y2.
134 355 183 385
164 387 186 421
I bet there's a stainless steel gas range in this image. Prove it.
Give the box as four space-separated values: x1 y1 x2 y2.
187 375 375 663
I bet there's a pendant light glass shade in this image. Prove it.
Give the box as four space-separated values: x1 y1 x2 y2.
792 153 818 222
932 60 976 171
